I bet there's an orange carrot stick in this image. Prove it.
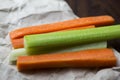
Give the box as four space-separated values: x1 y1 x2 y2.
11 38 24 48
10 15 114 39
60 25 95 31
17 48 116 71
11 25 95 48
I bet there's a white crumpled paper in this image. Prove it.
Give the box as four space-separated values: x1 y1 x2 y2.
0 0 120 80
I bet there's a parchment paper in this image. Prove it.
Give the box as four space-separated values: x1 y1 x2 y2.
0 0 120 80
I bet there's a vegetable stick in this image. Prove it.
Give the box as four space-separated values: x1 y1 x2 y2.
9 41 107 64
10 15 114 39
11 38 24 48
24 25 120 55
60 25 95 31
11 25 95 48
17 48 116 71
9 48 27 64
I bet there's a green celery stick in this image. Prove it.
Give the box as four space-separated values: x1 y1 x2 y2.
9 41 107 64
9 48 27 64
24 25 120 55
26 41 107 54
54 41 107 53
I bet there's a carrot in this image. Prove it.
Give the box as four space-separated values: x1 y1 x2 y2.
11 38 24 48
11 25 95 48
10 15 114 40
60 25 95 31
17 48 116 71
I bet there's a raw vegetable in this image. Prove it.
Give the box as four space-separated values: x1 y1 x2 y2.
10 15 114 39
24 25 120 55
11 25 95 48
9 48 27 64
9 41 107 63
60 25 95 31
11 38 24 48
17 48 116 71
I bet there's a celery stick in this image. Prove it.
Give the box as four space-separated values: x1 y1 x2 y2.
24 25 120 55
9 41 107 63
26 41 107 54
9 48 27 64
54 41 107 53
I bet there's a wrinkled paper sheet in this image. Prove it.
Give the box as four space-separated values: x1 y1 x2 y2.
0 0 120 80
